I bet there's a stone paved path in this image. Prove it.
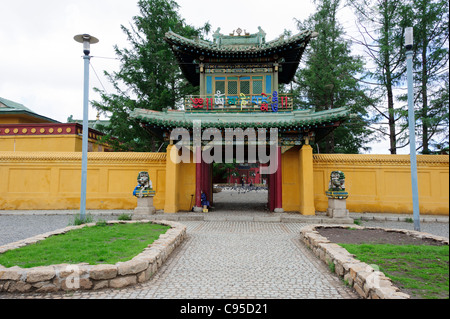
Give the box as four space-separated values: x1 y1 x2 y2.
1 221 357 299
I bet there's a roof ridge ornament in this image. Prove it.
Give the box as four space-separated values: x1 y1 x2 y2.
212 27 266 47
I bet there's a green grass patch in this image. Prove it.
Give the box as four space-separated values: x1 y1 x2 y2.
0 222 170 268
340 243 449 299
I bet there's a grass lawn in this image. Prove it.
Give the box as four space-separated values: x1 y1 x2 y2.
340 243 449 299
0 222 170 268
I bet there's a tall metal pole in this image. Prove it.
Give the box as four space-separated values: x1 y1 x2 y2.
74 34 99 222
80 54 90 221
405 27 420 231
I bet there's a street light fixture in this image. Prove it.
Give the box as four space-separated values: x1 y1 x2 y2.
405 27 420 231
74 34 99 55
73 34 99 221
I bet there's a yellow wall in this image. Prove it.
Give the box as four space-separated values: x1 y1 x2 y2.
282 146 300 212
0 135 106 152
0 115 54 124
163 145 196 213
313 154 449 215
281 145 316 215
0 135 79 152
0 152 167 210
0 151 448 215
0 117 22 124
177 155 196 211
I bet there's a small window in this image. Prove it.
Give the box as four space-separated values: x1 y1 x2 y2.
253 80 263 94
228 81 238 95
213 75 266 98
240 80 250 94
215 81 225 95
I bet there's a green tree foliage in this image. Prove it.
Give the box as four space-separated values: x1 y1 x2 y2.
93 0 210 151
348 0 411 154
404 0 449 154
348 0 449 154
294 0 375 153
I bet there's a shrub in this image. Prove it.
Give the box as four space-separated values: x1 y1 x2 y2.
118 213 132 221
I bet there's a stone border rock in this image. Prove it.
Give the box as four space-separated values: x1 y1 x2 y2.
300 224 449 299
0 220 186 293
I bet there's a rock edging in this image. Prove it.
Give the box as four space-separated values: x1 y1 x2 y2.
0 220 186 293
300 224 449 299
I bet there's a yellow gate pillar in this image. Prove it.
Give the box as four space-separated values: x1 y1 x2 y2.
299 144 315 215
164 144 179 213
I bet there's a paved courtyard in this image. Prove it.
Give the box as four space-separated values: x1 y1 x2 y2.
0 220 357 299
0 189 447 300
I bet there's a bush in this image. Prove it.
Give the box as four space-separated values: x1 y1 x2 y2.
118 213 132 221
69 214 94 226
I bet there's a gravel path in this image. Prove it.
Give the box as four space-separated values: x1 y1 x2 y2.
359 220 449 238
0 214 119 246
0 188 448 245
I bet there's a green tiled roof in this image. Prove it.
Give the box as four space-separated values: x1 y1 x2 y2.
130 107 351 129
0 97 34 112
164 30 316 86
165 30 314 54
67 115 110 131
0 96 60 123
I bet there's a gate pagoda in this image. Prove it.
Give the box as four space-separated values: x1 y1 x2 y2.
131 27 351 213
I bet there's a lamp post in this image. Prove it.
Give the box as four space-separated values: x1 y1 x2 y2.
74 34 99 221
405 27 420 231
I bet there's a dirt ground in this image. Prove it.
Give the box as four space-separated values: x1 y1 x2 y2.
316 227 449 299
316 227 446 246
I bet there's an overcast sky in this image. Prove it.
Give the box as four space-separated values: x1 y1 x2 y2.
0 0 402 154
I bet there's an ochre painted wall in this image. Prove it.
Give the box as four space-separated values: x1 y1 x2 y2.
0 115 54 124
282 146 300 212
178 157 196 211
0 151 448 215
0 123 111 152
313 154 449 215
281 145 314 215
163 145 196 213
0 135 82 152
0 152 167 210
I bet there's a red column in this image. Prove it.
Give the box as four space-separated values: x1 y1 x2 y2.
201 160 211 206
195 146 202 208
268 147 281 212
269 170 275 211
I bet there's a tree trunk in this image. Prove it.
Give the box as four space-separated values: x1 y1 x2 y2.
387 83 397 154
421 49 429 153
383 0 397 154
420 4 429 154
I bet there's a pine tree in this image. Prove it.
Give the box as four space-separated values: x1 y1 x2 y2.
294 0 375 153
92 0 210 151
347 0 411 154
406 0 449 154
348 0 449 154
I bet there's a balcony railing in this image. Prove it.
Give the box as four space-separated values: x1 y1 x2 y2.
184 92 293 112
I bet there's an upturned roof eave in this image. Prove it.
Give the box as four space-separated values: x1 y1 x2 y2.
130 106 350 129
165 30 314 86
164 30 314 55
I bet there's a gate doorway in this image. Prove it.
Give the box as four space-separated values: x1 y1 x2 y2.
211 162 269 213
196 144 282 213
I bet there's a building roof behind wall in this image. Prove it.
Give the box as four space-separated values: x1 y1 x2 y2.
0 96 60 123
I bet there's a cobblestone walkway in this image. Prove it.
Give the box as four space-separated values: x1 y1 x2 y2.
1 221 357 299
